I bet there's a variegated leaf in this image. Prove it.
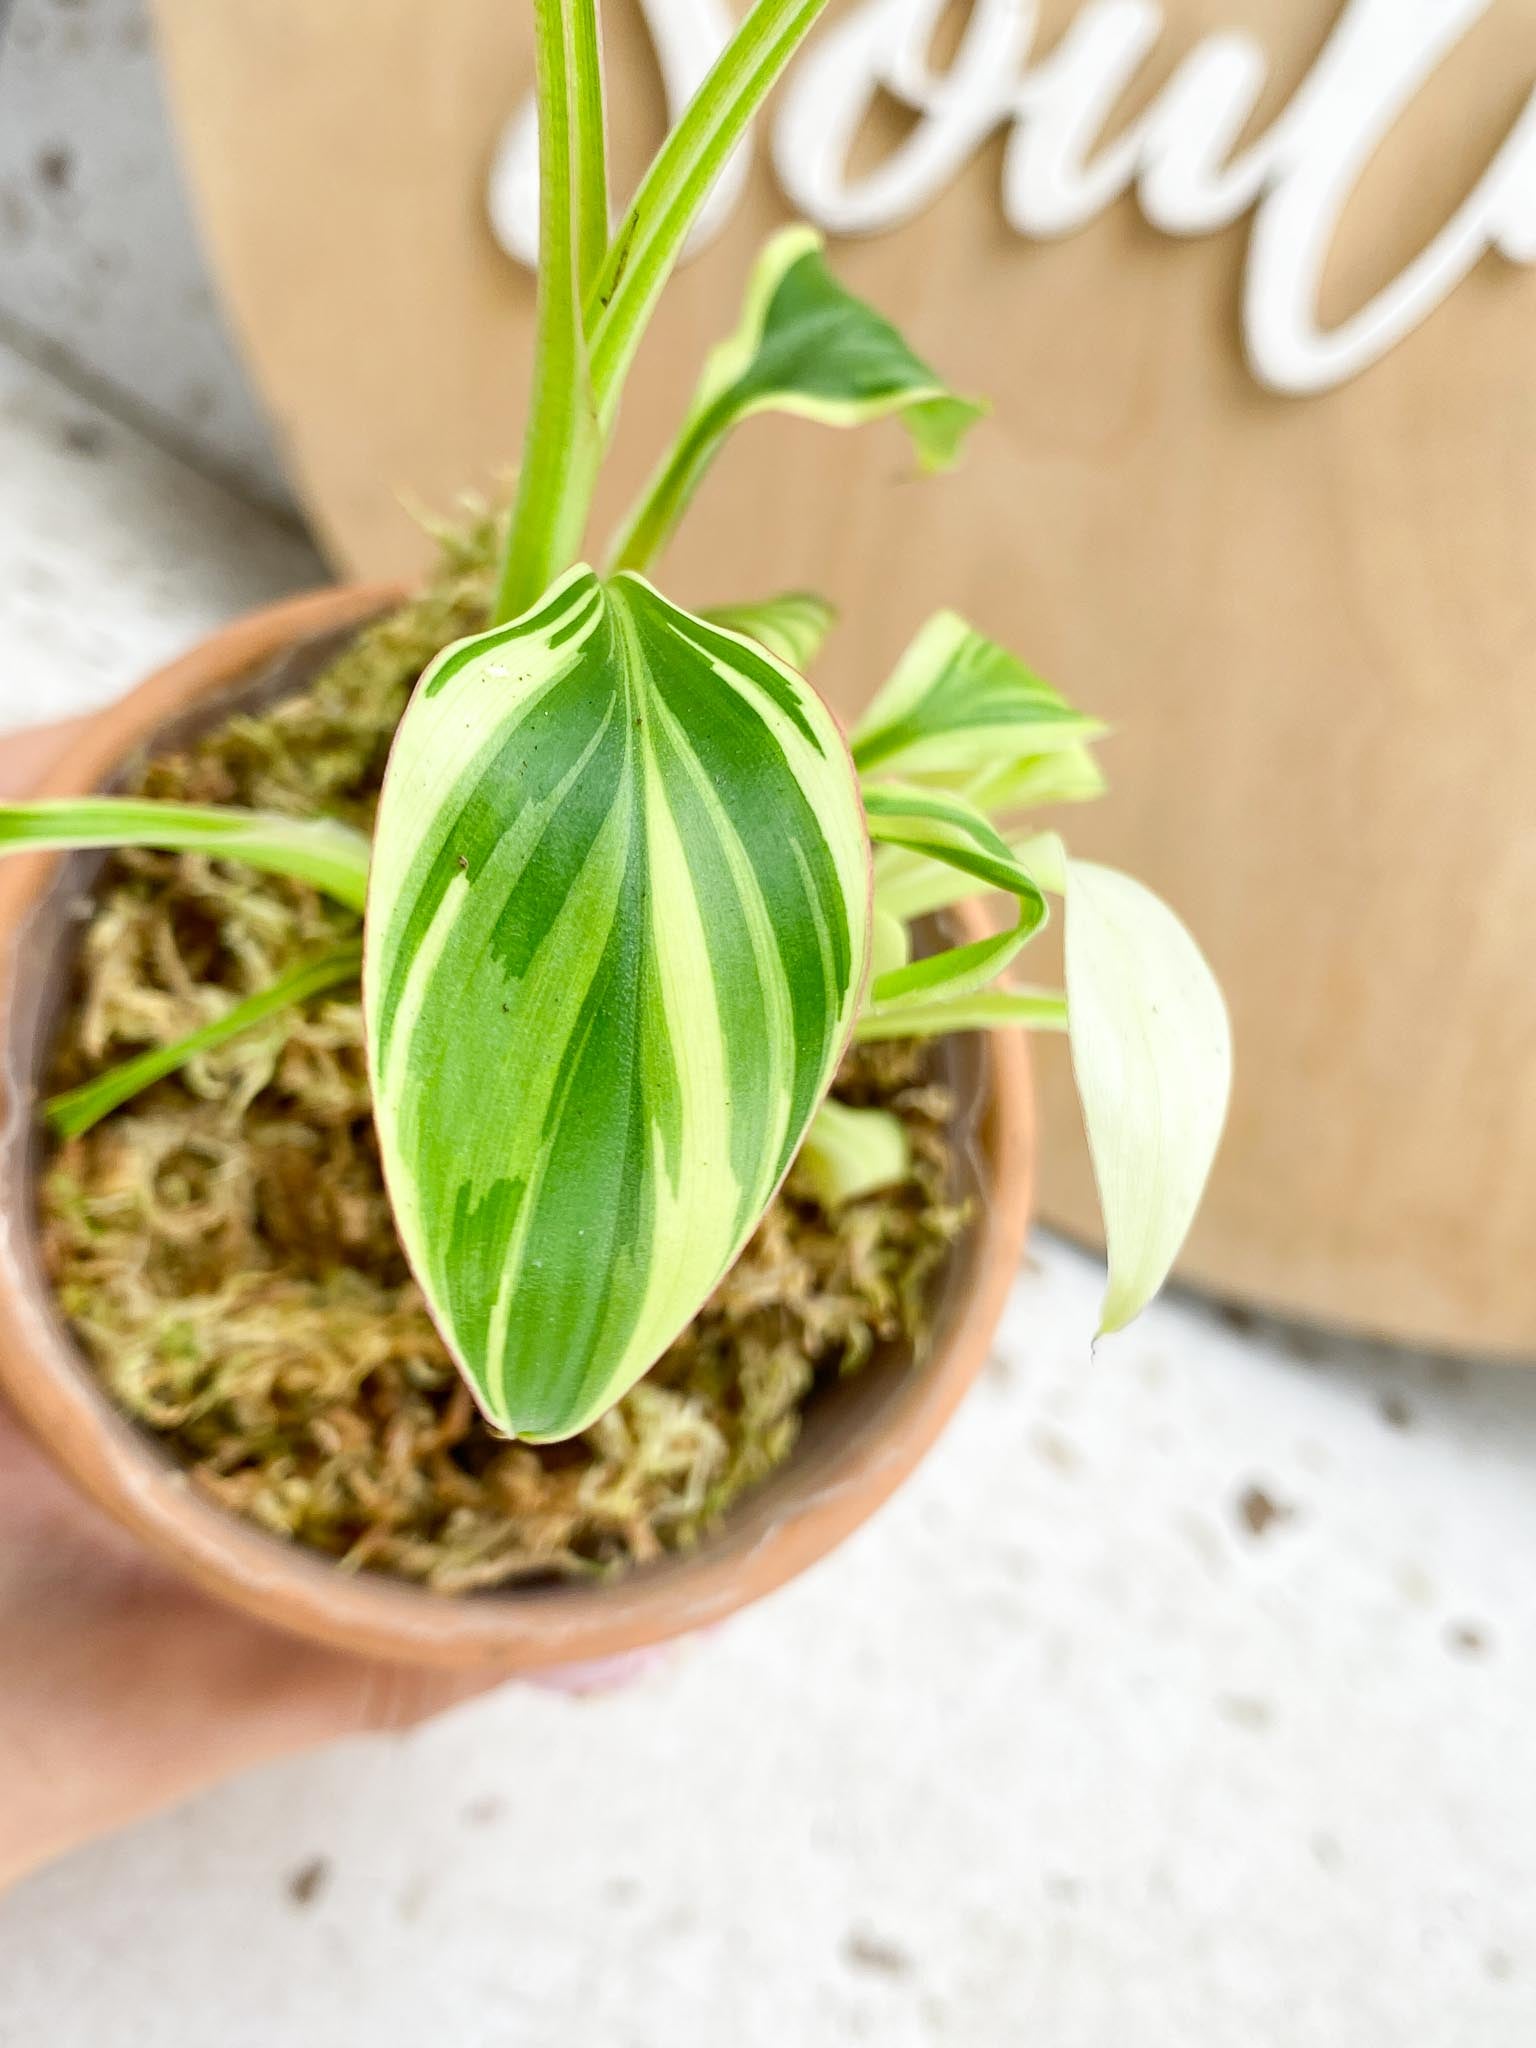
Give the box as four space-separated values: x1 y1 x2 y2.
0 799 371 910
609 224 983 569
852 612 1101 784
874 824 1068 925
702 591 836 669
364 565 871 1441
965 741 1107 824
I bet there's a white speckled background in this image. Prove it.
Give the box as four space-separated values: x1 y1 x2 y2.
1 8 1534 2042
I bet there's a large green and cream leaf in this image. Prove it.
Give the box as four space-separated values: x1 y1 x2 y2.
364 566 871 1441
609 225 982 570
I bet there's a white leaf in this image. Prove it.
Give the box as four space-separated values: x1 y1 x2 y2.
1065 860 1231 1334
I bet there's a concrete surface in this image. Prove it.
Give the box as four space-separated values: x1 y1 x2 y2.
0 329 1534 2045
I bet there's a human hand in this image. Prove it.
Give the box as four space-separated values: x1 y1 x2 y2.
0 1391 515 1889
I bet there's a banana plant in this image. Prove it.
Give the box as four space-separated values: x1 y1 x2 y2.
0 0 1230 1440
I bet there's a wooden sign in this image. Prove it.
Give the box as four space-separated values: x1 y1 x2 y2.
153 0 1536 1355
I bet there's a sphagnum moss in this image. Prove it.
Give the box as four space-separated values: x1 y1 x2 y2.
38 518 969 1594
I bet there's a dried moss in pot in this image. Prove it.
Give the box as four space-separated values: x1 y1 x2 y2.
37 525 968 1594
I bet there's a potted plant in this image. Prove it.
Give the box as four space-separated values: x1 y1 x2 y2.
0 0 1229 1670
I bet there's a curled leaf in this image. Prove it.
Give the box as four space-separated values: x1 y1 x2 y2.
966 742 1107 823
863 783 1047 1019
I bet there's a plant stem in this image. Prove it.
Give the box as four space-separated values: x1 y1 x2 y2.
586 0 829 434
606 403 722 573
571 0 610 300
46 942 365 1140
494 0 607 624
0 799 372 911
854 990 1069 1043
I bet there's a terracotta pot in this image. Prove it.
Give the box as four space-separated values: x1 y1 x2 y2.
0 587 1035 1672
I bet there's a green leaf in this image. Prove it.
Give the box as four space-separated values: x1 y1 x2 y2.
587 0 833 429
861 783 1047 1018
865 784 1048 904
1064 859 1231 1335
609 225 982 570
702 591 836 670
871 904 910 979
796 1098 909 1208
852 612 1101 782
0 799 371 911
1012 830 1068 897
45 942 363 1140
874 825 1068 925
364 564 871 1441
965 741 1107 824
495 0 606 623
854 987 1067 1043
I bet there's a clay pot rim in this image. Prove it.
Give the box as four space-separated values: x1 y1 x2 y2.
0 585 1035 1672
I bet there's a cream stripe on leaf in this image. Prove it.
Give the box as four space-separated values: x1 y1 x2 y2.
363 565 870 1442
609 226 983 572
